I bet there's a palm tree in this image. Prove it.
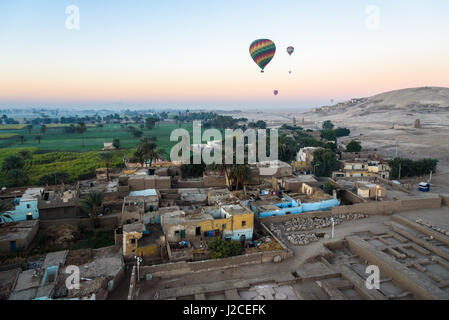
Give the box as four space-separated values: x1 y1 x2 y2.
35 135 42 144
17 135 25 144
0 200 13 223
40 124 47 135
231 164 252 192
99 151 113 181
133 149 145 167
79 191 104 228
26 124 33 135
76 122 87 147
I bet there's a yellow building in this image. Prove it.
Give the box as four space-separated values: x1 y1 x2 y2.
122 222 165 258
162 204 254 242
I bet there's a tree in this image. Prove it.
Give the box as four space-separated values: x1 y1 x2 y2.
311 149 338 177
335 127 350 137
17 135 26 144
208 238 242 259
137 137 161 166
278 134 297 162
79 191 104 228
248 120 267 129
346 140 362 153
389 157 438 179
323 181 338 195
132 130 143 138
145 117 158 131
320 129 336 142
4 169 30 187
133 149 146 167
38 172 70 186
230 164 252 191
40 124 47 134
0 200 14 223
99 151 113 181
18 150 32 160
322 120 334 130
112 138 120 149
2 155 24 172
76 122 87 147
26 124 33 134
36 135 42 144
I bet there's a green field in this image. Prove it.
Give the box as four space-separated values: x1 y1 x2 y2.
0 123 193 187
0 123 192 153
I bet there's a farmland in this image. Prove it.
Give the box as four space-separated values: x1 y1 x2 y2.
0 123 192 153
0 123 193 187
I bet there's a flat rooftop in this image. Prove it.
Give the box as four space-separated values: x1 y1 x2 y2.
129 189 157 197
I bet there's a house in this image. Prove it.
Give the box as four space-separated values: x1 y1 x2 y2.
0 220 39 253
38 185 81 220
355 182 386 199
257 160 292 178
121 189 160 225
102 142 116 151
161 204 254 242
294 147 322 171
122 223 165 259
7 247 124 300
207 189 239 205
332 159 390 180
0 188 42 223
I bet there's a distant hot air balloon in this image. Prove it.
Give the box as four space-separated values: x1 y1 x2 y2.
249 39 276 73
287 46 294 74
273 90 279 96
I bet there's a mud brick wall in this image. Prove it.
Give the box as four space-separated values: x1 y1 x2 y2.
176 180 205 188
203 175 226 187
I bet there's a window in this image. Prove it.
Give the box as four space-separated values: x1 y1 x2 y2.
175 230 180 236
242 221 246 227
131 238 136 245
27 204 30 209
222 224 226 230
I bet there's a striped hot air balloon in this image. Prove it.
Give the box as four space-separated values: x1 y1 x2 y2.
249 39 276 73
287 46 294 56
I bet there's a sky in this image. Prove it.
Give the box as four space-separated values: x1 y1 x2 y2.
0 0 448 110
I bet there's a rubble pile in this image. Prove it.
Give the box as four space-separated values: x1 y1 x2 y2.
286 233 319 246
278 213 368 233
415 219 449 237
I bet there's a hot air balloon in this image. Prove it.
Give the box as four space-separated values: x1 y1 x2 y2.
273 90 279 96
287 46 295 74
249 39 276 73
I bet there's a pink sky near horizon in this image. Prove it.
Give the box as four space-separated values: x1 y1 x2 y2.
1 1 449 108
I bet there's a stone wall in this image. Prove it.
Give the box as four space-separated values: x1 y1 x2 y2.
139 249 291 279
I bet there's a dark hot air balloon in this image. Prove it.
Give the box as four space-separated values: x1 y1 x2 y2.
249 39 276 73
287 46 294 56
273 90 279 96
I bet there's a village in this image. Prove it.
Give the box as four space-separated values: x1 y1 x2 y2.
1 134 448 301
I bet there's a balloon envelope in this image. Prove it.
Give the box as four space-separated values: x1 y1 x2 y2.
287 46 294 56
273 90 279 96
249 39 276 72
